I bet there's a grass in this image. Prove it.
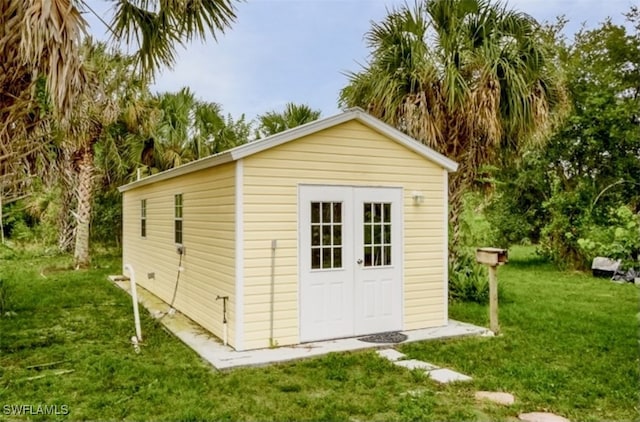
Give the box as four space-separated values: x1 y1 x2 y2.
0 246 638 421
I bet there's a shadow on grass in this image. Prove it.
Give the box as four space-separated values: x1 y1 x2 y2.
503 245 553 270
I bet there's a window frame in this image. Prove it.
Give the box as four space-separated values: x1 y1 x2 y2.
310 201 343 271
174 194 183 245
363 201 392 267
140 199 147 238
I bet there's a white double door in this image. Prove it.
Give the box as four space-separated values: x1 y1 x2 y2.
299 185 402 342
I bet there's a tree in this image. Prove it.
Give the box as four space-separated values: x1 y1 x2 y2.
339 0 566 252
256 103 321 138
2 0 237 120
1 0 238 163
535 15 638 268
1 0 238 266
145 88 248 172
65 41 133 267
1 0 238 257
484 11 639 268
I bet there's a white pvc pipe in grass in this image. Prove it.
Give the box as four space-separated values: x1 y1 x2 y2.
124 264 142 343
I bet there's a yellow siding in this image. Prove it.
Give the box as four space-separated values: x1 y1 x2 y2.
122 163 237 347
242 120 446 350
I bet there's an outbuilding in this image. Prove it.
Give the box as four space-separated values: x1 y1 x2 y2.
119 108 458 351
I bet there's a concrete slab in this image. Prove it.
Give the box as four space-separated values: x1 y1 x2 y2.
393 359 439 371
110 277 491 370
376 349 406 362
428 368 473 383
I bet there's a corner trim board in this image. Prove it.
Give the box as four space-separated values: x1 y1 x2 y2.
234 159 244 351
443 168 449 325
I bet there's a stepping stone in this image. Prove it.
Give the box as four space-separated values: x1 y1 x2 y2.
475 391 515 405
376 349 406 362
519 412 570 422
394 359 439 371
428 368 472 383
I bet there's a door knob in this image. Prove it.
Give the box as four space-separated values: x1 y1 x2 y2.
356 259 363 265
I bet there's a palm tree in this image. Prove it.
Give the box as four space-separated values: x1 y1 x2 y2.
150 88 246 171
66 40 132 267
339 0 566 251
1 0 236 119
1 0 238 266
256 103 321 138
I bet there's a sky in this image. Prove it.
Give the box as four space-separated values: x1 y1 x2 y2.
85 0 635 121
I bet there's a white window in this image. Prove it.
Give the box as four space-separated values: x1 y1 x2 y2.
141 199 147 238
174 194 183 244
310 202 342 269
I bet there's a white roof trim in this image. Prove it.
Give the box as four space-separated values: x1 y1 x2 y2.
119 108 458 192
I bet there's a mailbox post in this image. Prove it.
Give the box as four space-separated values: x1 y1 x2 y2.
476 247 508 334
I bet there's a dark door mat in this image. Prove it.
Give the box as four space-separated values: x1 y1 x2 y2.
358 332 408 343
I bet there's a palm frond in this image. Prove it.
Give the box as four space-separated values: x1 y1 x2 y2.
110 0 237 77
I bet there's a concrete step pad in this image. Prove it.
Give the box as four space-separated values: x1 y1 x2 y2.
376 349 406 362
475 391 515 405
428 368 472 383
393 359 439 371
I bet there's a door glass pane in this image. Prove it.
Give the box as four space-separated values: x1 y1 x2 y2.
373 203 382 223
311 248 321 269
364 246 372 266
333 248 342 268
363 202 392 267
333 203 342 223
322 203 331 223
373 224 381 244
310 201 343 270
311 202 320 223
333 225 342 246
364 224 372 244
384 203 391 222
384 246 392 266
311 225 320 246
322 225 331 246
374 246 382 265
322 247 332 269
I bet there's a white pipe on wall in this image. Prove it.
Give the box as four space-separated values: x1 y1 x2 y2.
124 264 142 342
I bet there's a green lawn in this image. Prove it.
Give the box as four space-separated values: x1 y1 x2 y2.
0 246 638 421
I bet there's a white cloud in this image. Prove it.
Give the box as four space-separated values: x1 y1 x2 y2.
85 0 635 121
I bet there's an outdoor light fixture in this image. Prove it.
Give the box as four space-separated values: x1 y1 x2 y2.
412 191 424 204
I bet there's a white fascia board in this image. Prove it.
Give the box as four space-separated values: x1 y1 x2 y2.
118 153 234 192
229 111 358 161
118 107 458 193
230 108 459 173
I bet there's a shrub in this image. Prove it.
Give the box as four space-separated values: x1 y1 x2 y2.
537 183 592 269
449 251 489 304
577 206 640 268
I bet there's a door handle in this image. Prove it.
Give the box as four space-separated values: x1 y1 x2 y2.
356 259 363 265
